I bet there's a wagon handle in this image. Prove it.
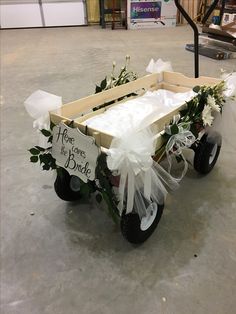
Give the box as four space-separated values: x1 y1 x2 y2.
174 0 222 78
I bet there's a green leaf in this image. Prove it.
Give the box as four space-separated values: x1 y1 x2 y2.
190 124 199 138
56 167 64 178
95 85 102 94
180 108 188 117
47 135 53 143
101 191 120 224
80 183 90 199
161 132 171 142
42 164 50 170
96 193 103 204
30 155 38 163
40 129 51 137
176 155 183 163
100 78 107 90
170 124 179 135
193 85 200 93
50 161 57 170
50 121 56 130
39 154 51 164
29 148 40 155
95 153 120 223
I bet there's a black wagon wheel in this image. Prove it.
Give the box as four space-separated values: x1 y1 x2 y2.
120 198 164 244
54 168 83 201
193 133 222 175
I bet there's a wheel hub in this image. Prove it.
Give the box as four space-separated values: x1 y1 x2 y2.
140 202 158 231
69 176 81 192
209 143 218 164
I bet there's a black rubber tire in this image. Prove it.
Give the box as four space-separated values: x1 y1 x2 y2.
54 168 82 201
120 204 164 244
193 134 221 174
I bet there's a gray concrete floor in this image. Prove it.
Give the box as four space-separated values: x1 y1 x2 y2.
1 25 236 314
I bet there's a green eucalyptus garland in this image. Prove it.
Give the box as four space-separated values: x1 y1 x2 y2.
29 122 57 171
155 81 227 161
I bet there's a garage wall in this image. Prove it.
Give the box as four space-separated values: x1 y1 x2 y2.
0 0 88 28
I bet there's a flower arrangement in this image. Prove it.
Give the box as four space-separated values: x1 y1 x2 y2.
153 81 227 164
93 55 138 111
95 55 138 93
182 82 226 127
164 81 226 138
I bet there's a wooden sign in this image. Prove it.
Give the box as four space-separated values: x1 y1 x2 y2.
52 123 100 183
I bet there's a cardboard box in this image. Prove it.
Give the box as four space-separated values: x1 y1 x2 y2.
221 12 236 27
127 0 177 29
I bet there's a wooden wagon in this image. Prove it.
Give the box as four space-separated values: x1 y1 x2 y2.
49 72 222 243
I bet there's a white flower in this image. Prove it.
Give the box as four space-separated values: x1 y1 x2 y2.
202 105 214 126
207 95 221 112
223 72 236 97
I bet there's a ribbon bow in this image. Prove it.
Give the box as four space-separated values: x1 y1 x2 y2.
107 126 180 216
165 121 196 181
107 128 156 214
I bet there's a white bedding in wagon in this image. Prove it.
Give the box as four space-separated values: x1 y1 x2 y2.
84 89 196 137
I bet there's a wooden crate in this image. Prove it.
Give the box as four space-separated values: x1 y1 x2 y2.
50 71 220 149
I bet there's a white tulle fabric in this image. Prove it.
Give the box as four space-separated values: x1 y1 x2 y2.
86 89 196 216
146 58 173 75
85 89 195 137
222 72 236 98
165 122 196 181
24 90 62 147
107 126 180 216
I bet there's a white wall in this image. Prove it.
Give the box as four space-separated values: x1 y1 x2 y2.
0 0 87 28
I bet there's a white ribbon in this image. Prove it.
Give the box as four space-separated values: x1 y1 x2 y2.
107 128 154 214
107 126 180 216
146 58 173 74
24 90 62 147
165 124 196 181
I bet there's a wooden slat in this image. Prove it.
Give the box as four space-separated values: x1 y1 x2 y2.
84 125 114 148
50 71 221 149
50 112 71 126
75 83 189 125
75 94 140 124
163 71 221 88
51 73 159 119
75 102 187 149
161 82 191 93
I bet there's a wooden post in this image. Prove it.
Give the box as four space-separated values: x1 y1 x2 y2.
93 131 101 146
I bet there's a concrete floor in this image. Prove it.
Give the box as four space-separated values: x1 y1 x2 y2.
1 25 236 314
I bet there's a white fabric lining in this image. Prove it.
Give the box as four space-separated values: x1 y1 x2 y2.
84 89 196 137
